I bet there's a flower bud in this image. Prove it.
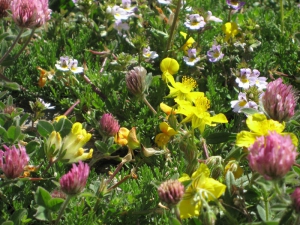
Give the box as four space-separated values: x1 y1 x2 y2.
125 66 147 97
46 131 62 159
262 78 298 122
0 144 29 179
60 161 90 196
291 187 300 213
158 179 184 205
206 156 224 180
99 113 120 137
248 132 297 180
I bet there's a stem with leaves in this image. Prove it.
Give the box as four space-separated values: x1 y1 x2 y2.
54 195 72 225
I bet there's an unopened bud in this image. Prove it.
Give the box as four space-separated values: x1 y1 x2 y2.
158 180 184 205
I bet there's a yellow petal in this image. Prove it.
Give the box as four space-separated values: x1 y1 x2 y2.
180 31 187 39
236 131 259 148
210 113 228 124
200 177 226 201
127 127 140 150
160 102 176 115
160 58 179 75
155 133 170 147
178 195 201 219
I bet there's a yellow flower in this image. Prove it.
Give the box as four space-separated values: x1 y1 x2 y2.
176 96 228 133
236 113 298 148
160 58 179 82
178 164 226 219
166 76 204 102
155 122 177 147
222 22 239 42
160 102 177 116
114 127 130 146
46 131 62 159
224 159 244 179
180 32 195 54
127 127 140 150
53 115 67 122
61 122 93 163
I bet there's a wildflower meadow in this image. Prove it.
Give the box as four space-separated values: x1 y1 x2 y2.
1 0 300 224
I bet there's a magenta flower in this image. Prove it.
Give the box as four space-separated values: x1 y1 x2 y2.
99 113 120 137
248 132 297 180
60 161 90 196
158 179 184 205
0 144 29 179
11 0 51 28
291 187 300 213
262 78 298 122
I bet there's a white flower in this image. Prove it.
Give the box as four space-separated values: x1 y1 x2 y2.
38 98 55 110
114 20 129 36
68 59 84 74
157 0 172 5
111 5 133 20
55 56 70 71
235 68 252 89
183 48 200 66
121 0 136 12
184 14 206 30
143 47 158 59
206 11 222 22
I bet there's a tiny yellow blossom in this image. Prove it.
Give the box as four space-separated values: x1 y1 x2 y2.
114 127 130 146
222 22 239 42
178 164 226 219
155 122 177 147
236 113 298 148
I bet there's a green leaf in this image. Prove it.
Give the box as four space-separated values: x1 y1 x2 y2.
11 209 27 225
95 140 109 153
1 221 14 225
169 217 182 225
7 126 21 143
37 121 54 138
34 206 50 221
205 132 236 144
35 186 52 208
257 204 266 222
25 141 40 155
19 113 30 126
0 125 8 142
79 191 96 198
0 82 20 91
47 198 64 212
279 208 293 225
53 118 72 137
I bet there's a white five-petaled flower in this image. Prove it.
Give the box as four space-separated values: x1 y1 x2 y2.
235 68 252 89
183 48 200 66
111 5 133 20
230 93 257 113
114 19 129 36
143 47 158 59
55 56 84 74
184 14 206 30
68 59 84 74
207 43 224 62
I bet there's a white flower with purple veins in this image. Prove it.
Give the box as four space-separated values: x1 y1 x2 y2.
205 11 222 22
143 47 158 59
114 19 129 36
226 0 245 10
111 5 133 20
157 0 172 5
235 68 252 89
231 92 257 113
55 56 70 71
249 69 268 90
207 44 224 62
69 59 84 74
183 48 200 66
184 14 206 30
121 0 136 12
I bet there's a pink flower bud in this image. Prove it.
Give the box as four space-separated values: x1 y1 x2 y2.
158 179 184 205
262 78 298 122
99 113 120 137
11 0 51 28
291 187 300 213
248 132 297 180
0 144 29 179
60 161 90 196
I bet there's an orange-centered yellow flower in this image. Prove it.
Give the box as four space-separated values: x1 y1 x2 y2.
155 122 177 147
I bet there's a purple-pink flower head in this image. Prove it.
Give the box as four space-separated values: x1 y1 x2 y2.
99 113 120 137
158 179 184 205
0 0 10 18
207 44 224 62
60 161 90 196
262 78 298 122
226 0 245 10
0 144 29 179
11 0 51 28
291 187 300 213
248 132 297 180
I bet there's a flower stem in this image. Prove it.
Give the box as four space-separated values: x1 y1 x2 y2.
63 99 80 116
216 200 238 224
273 180 288 204
14 28 36 60
106 162 124 186
55 195 72 225
164 0 181 57
0 27 24 65
142 96 157 115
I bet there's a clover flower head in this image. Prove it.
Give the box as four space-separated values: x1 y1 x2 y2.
183 48 200 66
126 66 147 97
226 0 245 10
248 132 297 180
114 19 129 36
99 113 120 137
184 14 206 30
11 0 51 28
207 44 224 62
158 180 184 205
143 47 158 59
0 0 10 18
0 144 29 179
262 78 297 122
291 187 300 213
60 161 90 196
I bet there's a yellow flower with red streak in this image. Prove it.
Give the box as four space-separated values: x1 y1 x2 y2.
155 122 177 147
